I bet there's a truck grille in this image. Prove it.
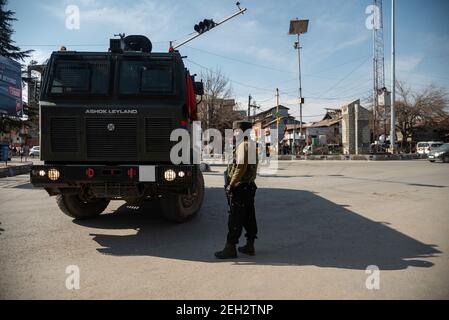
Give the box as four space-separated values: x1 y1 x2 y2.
51 118 79 153
145 118 173 153
86 118 137 159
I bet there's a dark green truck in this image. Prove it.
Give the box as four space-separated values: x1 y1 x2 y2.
30 35 204 222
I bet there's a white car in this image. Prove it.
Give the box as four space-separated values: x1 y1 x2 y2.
29 146 40 158
417 141 444 155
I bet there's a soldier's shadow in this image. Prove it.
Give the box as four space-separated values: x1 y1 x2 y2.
75 187 440 270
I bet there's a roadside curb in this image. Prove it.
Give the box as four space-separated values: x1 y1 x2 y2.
277 154 424 161
0 162 32 178
207 154 425 166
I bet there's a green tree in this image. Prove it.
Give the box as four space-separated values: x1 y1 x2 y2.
1 0 33 141
0 0 32 61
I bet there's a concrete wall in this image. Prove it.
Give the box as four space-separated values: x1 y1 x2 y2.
342 100 370 154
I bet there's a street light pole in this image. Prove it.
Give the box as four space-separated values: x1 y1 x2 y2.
390 0 396 154
289 18 308 155
296 34 304 152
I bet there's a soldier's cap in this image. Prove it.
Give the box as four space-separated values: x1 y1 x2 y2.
232 120 252 132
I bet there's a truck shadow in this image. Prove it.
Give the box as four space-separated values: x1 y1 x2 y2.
76 187 441 270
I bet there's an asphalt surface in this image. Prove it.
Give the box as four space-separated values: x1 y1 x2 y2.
1 160 448 299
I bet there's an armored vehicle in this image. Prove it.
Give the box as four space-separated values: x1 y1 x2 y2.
30 35 204 222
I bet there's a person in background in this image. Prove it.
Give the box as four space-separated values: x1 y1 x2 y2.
22 144 29 162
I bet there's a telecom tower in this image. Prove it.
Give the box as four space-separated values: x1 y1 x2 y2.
372 0 386 141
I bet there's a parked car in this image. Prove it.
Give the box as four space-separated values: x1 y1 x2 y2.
416 142 428 155
302 145 312 155
417 141 444 155
29 146 40 158
370 141 390 154
428 143 449 163
427 142 444 154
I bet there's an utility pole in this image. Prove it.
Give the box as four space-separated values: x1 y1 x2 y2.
250 101 260 118
390 0 396 154
355 103 359 155
276 88 280 155
276 88 280 131
247 94 252 121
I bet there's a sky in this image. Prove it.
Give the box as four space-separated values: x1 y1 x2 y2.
7 0 449 122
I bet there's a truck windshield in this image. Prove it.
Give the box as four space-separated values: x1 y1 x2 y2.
119 60 174 95
49 58 110 95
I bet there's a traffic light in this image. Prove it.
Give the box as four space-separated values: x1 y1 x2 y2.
194 19 217 34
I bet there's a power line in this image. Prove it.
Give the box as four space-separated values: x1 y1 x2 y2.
185 45 370 80
314 57 371 98
313 55 372 75
186 58 278 93
185 45 297 75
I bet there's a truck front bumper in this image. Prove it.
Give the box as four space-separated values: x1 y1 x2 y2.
30 164 197 188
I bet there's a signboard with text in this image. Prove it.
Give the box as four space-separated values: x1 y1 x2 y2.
0 55 22 116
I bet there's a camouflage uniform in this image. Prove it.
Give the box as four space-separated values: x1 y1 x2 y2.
216 120 259 259
225 129 258 245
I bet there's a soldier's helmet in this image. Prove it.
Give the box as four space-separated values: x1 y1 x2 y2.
232 120 252 132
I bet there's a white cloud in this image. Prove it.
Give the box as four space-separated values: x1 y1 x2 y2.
396 55 423 73
43 0 177 37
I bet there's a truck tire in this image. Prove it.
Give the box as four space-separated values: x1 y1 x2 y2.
56 194 110 220
161 171 205 223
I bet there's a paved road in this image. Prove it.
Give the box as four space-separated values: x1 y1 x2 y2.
1 160 448 299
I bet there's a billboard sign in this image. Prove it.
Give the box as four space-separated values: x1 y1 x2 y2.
0 56 22 116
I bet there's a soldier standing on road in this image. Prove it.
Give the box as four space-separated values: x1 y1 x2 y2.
215 121 258 259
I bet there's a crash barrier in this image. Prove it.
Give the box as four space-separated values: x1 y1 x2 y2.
0 162 32 178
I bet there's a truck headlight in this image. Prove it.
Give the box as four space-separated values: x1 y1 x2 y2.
178 171 185 178
38 170 46 177
48 168 60 181
164 169 176 182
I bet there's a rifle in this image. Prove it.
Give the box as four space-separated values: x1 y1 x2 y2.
224 169 231 210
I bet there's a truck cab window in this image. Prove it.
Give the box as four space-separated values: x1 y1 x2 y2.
119 60 173 95
49 60 110 95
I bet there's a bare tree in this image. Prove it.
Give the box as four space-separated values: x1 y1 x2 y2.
395 81 449 145
197 68 243 134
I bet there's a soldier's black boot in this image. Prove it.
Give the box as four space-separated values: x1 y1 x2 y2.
238 239 255 256
215 243 237 259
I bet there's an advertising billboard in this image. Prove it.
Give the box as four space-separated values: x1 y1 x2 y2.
0 55 22 116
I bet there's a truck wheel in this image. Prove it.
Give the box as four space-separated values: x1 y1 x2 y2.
443 156 449 163
161 171 205 223
56 194 110 220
